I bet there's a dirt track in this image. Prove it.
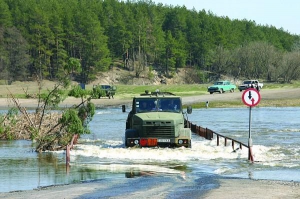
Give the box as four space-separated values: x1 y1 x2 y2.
183 87 300 104
1 88 300 109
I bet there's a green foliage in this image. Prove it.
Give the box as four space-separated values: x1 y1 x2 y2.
197 71 209 83
1 0 299 84
0 125 4 135
58 75 72 88
68 84 89 98
0 115 6 138
35 73 95 151
1 126 14 140
0 26 30 82
33 55 97 151
29 127 39 140
147 66 154 80
90 86 106 98
60 109 87 135
0 107 19 140
78 101 95 129
0 0 12 27
40 89 67 107
64 58 82 74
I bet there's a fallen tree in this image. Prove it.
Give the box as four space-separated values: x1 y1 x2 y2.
0 58 95 152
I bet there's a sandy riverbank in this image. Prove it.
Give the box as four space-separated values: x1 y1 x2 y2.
0 178 299 198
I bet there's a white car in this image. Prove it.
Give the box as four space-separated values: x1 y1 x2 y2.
238 80 263 91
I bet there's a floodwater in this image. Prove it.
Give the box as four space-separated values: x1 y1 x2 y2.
0 107 300 193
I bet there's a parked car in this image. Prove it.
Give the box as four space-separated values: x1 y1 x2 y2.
91 84 116 99
207 81 236 94
238 80 263 92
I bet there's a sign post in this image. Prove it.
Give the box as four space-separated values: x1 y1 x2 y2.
242 88 261 162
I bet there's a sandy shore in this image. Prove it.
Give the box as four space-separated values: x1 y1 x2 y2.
0 178 299 199
204 179 300 199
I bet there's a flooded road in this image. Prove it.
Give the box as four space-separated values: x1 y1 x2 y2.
1 107 300 193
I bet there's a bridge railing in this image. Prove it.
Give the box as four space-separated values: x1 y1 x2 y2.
186 120 248 150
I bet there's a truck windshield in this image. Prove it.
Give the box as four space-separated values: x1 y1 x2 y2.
136 98 181 113
101 85 111 89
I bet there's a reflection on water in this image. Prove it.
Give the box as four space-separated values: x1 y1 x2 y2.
0 140 126 192
124 164 188 179
0 139 189 192
0 140 66 192
1 107 300 192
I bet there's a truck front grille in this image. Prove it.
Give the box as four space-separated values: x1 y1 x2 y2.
143 125 174 137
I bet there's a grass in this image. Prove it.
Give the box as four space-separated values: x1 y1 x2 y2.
262 81 300 89
0 80 56 98
191 98 300 108
113 84 209 99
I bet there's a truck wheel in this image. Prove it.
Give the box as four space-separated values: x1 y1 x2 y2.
230 88 234 93
210 92 213 94
125 132 130 147
219 89 223 94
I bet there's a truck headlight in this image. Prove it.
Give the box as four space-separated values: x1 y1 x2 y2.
178 139 188 144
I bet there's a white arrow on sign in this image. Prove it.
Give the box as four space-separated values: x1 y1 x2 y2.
242 88 261 107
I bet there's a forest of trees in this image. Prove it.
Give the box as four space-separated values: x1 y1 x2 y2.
0 0 300 84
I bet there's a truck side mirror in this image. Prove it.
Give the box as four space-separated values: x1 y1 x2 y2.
187 106 192 114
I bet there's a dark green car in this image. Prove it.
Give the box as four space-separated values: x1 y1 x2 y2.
92 84 116 99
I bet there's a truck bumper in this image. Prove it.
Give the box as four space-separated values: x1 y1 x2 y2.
125 137 190 148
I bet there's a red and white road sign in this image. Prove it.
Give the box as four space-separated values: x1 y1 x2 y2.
242 88 261 107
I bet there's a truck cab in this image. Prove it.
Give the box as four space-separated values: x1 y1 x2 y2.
125 91 192 148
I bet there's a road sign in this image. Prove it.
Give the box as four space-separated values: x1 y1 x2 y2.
242 88 261 107
242 88 261 162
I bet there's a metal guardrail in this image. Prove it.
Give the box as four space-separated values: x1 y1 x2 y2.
186 120 248 150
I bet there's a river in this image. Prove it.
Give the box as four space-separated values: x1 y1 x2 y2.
1 106 300 193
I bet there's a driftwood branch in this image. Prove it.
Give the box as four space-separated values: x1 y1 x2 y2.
38 83 61 132
7 89 35 128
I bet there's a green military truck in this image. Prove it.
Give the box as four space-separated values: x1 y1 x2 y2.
125 91 192 148
207 80 236 94
92 84 116 99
